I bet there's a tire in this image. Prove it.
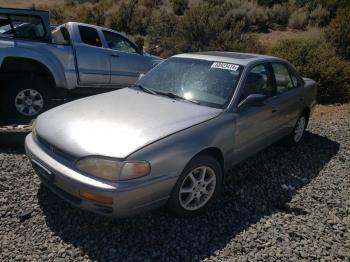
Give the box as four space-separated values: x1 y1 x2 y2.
167 155 223 217
5 77 51 118
283 111 308 146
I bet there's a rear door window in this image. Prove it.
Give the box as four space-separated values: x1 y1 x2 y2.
0 14 45 39
271 63 295 94
78 26 102 47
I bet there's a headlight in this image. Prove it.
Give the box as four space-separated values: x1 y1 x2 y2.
75 157 150 181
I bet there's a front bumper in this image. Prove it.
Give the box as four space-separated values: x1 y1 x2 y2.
25 133 176 217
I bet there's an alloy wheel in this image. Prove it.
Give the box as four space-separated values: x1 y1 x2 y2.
178 166 217 211
15 89 44 116
294 116 306 143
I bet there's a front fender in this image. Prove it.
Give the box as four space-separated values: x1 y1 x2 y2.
126 113 236 181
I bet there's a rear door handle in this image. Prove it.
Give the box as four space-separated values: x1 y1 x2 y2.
110 54 119 58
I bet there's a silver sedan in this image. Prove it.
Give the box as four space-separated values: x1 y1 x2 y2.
25 52 317 217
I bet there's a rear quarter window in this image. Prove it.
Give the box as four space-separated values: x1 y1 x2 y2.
78 26 102 47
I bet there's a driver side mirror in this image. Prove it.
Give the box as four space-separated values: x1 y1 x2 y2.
238 94 267 109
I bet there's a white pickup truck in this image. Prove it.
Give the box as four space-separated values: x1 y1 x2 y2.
0 8 162 117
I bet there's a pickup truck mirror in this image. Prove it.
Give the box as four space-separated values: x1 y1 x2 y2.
238 94 267 108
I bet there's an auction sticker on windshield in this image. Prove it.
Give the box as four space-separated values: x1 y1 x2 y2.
211 62 239 71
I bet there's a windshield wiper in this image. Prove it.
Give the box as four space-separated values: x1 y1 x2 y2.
156 91 200 105
131 84 157 95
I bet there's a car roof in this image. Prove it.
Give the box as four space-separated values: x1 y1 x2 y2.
173 51 285 66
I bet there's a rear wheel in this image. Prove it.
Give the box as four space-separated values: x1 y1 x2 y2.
168 155 222 217
284 112 308 146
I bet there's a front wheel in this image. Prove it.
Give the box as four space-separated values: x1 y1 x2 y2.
167 155 222 217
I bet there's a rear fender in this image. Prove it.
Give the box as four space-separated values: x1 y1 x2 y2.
0 47 67 88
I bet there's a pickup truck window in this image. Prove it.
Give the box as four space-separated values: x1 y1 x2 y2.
78 26 102 47
102 30 137 53
0 15 12 37
0 14 45 39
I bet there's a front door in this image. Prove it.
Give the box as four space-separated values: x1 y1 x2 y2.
233 63 279 162
102 30 150 87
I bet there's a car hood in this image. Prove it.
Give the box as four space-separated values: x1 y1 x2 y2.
36 88 222 159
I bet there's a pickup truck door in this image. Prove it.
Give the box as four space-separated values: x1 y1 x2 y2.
101 30 150 87
233 64 279 162
74 25 110 85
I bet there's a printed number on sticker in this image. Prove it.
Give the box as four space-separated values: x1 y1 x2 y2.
211 62 239 71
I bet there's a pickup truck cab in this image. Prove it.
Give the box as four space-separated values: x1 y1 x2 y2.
0 8 162 117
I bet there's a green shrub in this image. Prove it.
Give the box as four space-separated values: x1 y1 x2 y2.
269 3 290 27
142 0 163 9
170 0 189 15
109 1 136 33
129 5 152 35
270 39 350 103
309 4 330 27
83 3 107 26
172 3 265 53
288 9 309 29
227 1 269 32
147 11 178 57
257 0 288 7
324 8 350 60
47 5 67 24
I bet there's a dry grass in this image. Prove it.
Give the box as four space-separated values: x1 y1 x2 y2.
0 0 63 9
255 27 323 47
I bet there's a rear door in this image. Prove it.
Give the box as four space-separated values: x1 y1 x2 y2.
101 30 151 87
270 62 304 135
74 25 110 85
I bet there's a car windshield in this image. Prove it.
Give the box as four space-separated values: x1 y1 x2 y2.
137 57 243 108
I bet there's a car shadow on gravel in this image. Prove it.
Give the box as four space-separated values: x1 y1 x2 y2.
37 131 339 261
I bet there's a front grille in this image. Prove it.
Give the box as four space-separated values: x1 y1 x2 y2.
37 135 77 163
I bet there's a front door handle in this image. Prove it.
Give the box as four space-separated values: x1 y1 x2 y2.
110 54 119 58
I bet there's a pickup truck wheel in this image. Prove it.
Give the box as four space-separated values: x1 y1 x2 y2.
7 78 50 118
168 155 222 217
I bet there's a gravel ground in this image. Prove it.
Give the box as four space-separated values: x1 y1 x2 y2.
0 103 349 262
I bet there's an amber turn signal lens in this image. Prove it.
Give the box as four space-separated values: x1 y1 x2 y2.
79 190 113 205
133 162 150 176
